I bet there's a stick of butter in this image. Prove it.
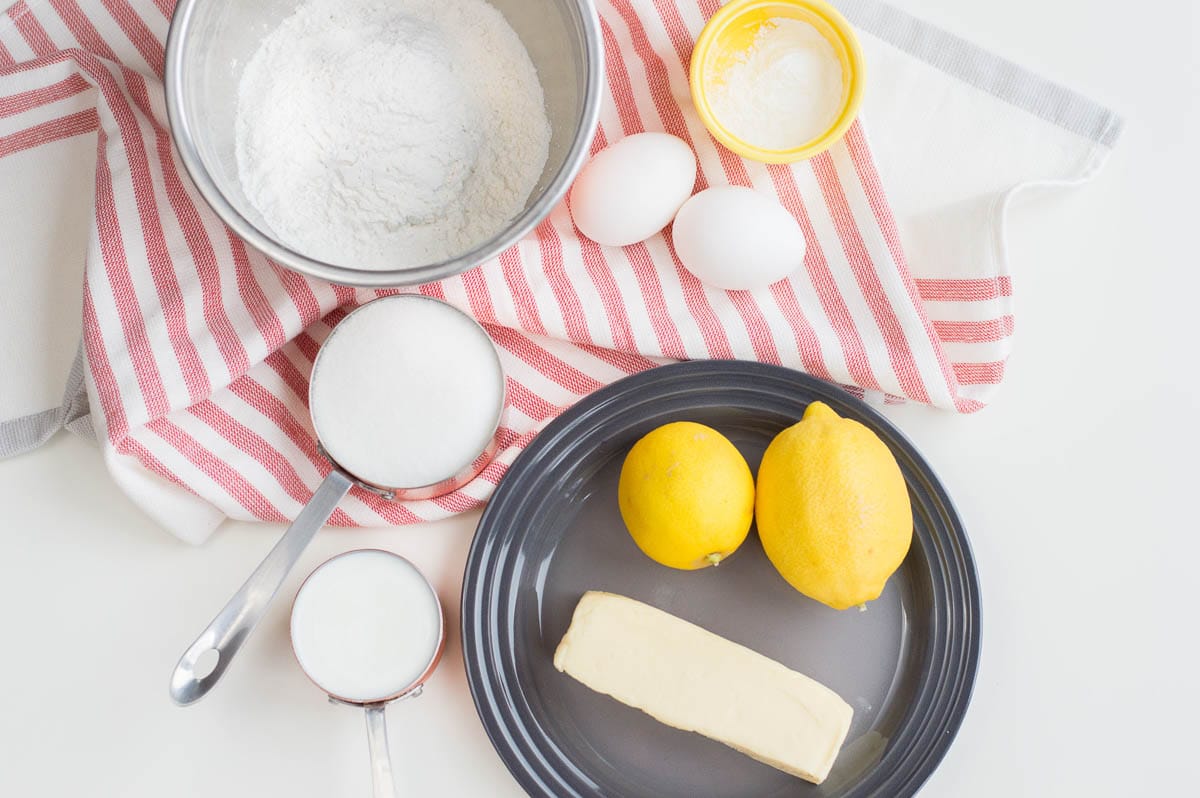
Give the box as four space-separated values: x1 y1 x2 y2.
553 591 854 784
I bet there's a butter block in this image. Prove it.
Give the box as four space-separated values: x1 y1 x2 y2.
553 591 854 784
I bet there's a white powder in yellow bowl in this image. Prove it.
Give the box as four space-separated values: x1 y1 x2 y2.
707 18 845 151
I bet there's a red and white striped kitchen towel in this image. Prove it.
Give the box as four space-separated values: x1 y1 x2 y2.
0 0 1121 541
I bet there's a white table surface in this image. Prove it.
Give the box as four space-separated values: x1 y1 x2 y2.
2 0 1197 795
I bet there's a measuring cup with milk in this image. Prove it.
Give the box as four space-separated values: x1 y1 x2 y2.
291 549 445 797
169 295 505 705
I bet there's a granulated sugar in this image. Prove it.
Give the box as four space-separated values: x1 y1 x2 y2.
235 0 550 270
308 296 504 489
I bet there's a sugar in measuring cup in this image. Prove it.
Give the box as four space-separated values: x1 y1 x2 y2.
290 550 445 797
169 295 505 705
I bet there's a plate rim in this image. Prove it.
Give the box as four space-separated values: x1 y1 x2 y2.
461 361 982 797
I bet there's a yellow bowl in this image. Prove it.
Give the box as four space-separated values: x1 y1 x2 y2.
690 0 865 164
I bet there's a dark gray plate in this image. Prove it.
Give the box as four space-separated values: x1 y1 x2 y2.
462 361 980 797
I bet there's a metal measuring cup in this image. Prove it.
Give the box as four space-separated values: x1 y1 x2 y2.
169 295 505 705
290 549 445 798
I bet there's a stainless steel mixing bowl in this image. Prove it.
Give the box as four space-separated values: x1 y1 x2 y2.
164 0 603 287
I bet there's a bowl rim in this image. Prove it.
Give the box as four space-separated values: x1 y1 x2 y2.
163 0 604 288
689 0 866 164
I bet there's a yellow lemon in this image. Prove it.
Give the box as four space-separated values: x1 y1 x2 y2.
618 421 754 570
756 402 912 610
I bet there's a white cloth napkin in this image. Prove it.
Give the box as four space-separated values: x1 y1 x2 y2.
840 0 1121 405
0 0 1121 542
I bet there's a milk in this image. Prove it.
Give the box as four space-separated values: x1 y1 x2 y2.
290 550 442 702
309 295 504 489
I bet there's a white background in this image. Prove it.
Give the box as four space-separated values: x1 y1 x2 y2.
1 0 1197 795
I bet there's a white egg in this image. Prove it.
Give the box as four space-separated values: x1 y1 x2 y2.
569 132 697 248
672 186 807 291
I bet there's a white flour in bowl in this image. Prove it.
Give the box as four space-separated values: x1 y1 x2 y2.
235 0 550 271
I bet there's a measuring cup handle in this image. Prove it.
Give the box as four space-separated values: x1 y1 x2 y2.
365 703 400 797
168 469 355 706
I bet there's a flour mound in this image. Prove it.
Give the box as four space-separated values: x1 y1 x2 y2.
235 0 551 270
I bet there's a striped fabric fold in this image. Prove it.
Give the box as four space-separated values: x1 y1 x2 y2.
0 0 1010 535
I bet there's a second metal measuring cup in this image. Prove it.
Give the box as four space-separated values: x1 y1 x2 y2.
290 549 446 798
168 295 505 705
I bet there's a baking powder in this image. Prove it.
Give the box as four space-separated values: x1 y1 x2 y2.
235 0 550 270
707 18 845 151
